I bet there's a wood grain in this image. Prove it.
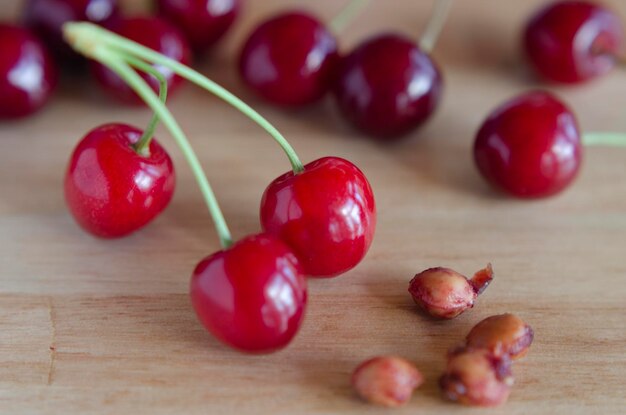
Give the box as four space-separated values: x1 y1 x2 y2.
1 0 625 414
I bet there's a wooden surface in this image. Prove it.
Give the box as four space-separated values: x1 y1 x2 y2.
1 0 625 413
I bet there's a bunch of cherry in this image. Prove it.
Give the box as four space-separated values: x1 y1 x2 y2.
59 5 376 356
0 0 240 115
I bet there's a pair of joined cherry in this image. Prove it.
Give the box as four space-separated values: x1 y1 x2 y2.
62 22 376 354
239 10 443 140
191 156 376 352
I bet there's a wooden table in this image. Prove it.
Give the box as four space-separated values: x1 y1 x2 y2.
2 0 625 413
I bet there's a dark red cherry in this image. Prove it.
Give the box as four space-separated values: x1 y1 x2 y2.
260 157 376 277
91 16 191 105
474 91 582 198
64 123 176 237
524 0 625 84
156 0 240 54
0 24 58 119
190 233 307 353
23 0 120 61
239 11 339 107
332 33 442 139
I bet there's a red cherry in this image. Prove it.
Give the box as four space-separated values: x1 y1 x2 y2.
191 233 307 353
156 0 240 54
332 33 442 139
474 91 582 198
91 16 191 105
23 0 120 61
239 11 340 107
0 24 58 119
260 157 376 277
524 0 625 84
64 123 176 237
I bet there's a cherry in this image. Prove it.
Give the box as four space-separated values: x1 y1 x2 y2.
474 91 582 198
239 11 340 107
332 33 442 139
23 0 120 61
64 123 175 238
190 233 307 353
0 24 58 119
156 0 240 54
91 16 191 105
260 157 376 277
524 0 625 84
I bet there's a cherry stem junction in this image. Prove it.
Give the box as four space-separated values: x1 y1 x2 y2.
329 0 371 33
419 0 455 54
64 22 305 174
583 132 626 147
125 55 168 155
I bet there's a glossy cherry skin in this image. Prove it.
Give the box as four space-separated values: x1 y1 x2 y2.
91 16 191 105
23 0 120 61
474 91 582 198
156 0 240 54
239 11 340 107
64 123 175 237
0 24 58 119
190 233 307 353
524 1 625 84
333 33 442 139
260 157 376 277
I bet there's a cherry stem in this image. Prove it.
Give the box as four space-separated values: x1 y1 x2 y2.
64 22 304 174
93 48 233 248
583 132 626 147
125 55 168 156
419 0 455 54
329 0 371 33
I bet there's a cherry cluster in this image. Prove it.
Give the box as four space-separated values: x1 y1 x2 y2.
238 10 442 139
0 0 623 363
2 1 624 199
238 0 625 198
1 0 238 115
59 13 376 354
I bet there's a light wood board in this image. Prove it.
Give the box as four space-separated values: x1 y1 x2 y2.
1 0 625 413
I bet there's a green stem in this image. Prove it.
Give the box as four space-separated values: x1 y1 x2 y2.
95 49 233 248
419 0 455 54
329 0 371 33
583 132 626 147
64 23 304 174
124 55 168 155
